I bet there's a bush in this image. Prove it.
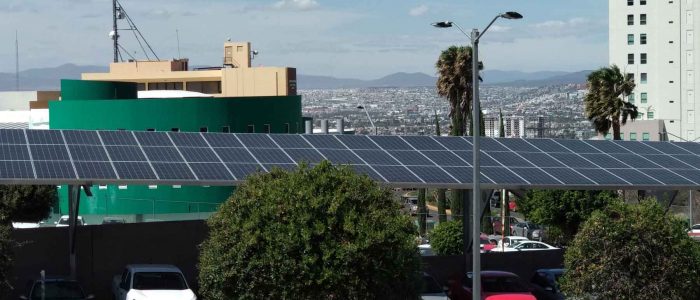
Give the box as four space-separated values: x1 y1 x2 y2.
198 162 421 300
0 224 11 296
562 200 700 299
0 185 57 223
430 220 463 256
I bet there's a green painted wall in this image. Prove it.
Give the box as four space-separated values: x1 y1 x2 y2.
50 80 302 216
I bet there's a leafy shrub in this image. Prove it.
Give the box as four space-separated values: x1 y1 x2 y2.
430 220 463 256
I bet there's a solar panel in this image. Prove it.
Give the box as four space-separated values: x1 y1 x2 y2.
203 133 244 148
370 136 413 150
509 168 561 185
0 145 30 160
582 140 630 154
575 168 628 185
348 165 386 182
401 136 445 150
189 163 235 181
335 135 380 150
34 161 76 179
641 142 691 155
98 131 139 146
30 145 70 161
353 150 400 165
612 169 662 185
639 169 696 185
553 139 600 154
673 141 700 154
214 148 258 163
113 162 157 179
63 131 102 145
386 150 434 166
579 154 629 169
105 146 147 162
525 139 571 153
613 141 662 155
74 162 117 179
641 155 694 169
270 135 313 149
481 167 527 185
302 134 347 149
486 152 534 168
496 138 541 153
134 131 173 147
420 151 470 167
179 147 220 163
407 166 458 183
226 163 264 180
283 148 325 164
68 145 110 162
151 163 196 180
516 152 565 168
316 149 365 165
480 139 511 152
248 148 294 164
0 129 27 145
26 130 64 145
539 168 596 185
372 165 423 183
0 161 34 178
143 147 184 162
168 132 209 147
434 137 471 151
236 134 277 148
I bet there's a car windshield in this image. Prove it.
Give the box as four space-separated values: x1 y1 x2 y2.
57 219 69 225
31 281 85 300
421 276 443 294
482 276 530 293
132 272 187 290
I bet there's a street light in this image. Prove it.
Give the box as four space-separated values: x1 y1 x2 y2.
357 105 377 135
433 11 522 300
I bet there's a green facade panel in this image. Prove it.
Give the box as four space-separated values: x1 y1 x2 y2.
50 80 302 216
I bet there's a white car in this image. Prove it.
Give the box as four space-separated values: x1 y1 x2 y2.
495 236 530 249
490 241 559 252
113 264 196 300
54 215 86 227
419 244 435 256
688 224 700 240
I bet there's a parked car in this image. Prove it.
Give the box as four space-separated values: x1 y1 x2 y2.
20 278 94 300
54 215 85 227
448 271 536 300
487 216 522 235
102 217 126 224
113 264 196 300
512 222 545 241
491 241 559 252
421 272 448 300
495 236 530 249
688 224 700 240
530 269 565 300
419 244 435 256
12 222 40 229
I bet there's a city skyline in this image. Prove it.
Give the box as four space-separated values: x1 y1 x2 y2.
0 0 607 79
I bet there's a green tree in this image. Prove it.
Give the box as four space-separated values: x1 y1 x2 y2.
516 190 620 245
0 185 58 224
434 112 447 223
0 224 11 295
430 220 463 256
562 201 700 299
584 65 638 140
418 188 427 237
198 162 421 300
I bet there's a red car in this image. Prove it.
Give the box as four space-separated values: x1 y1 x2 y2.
448 271 536 300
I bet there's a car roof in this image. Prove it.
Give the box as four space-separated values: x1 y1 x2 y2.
467 271 519 277
536 268 565 274
126 264 182 272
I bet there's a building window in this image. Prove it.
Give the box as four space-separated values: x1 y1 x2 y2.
284 123 290 133
147 82 183 90
628 53 635 64
628 34 635 45
263 124 271 133
199 127 208 133
641 0 646 4
689 11 695 25
641 92 648 103
688 51 695 64
628 14 634 25
641 53 647 64
247 125 255 133
628 0 634 5
186 81 222 94
629 93 635 103
171 128 180 132
137 83 146 91
687 30 694 44
642 133 650 141
620 133 625 140
221 126 230 133
641 73 648 83
146 128 155 131
627 73 635 82
605 133 612 140
640 34 647 44
630 132 637 141
647 112 655 119
689 110 696 123
640 14 647 25
689 90 695 103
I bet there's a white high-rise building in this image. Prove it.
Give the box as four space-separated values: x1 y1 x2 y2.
610 0 700 142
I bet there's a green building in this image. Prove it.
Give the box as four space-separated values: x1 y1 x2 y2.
49 80 302 222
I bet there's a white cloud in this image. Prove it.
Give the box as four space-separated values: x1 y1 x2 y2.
273 0 319 11
409 4 428 16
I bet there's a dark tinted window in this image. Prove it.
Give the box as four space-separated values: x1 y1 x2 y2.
31 281 85 299
421 275 443 293
482 276 529 292
133 272 187 290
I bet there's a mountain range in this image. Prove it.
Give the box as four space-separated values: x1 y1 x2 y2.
0 64 589 91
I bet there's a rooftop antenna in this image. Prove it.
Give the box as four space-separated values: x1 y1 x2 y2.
112 0 119 62
176 29 181 59
15 30 19 91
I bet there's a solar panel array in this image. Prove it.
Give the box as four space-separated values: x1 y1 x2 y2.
1 129 700 189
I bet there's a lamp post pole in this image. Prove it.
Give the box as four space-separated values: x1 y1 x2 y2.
357 105 377 135
470 27 482 299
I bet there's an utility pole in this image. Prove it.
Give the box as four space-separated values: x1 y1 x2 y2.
15 30 19 91
112 0 119 63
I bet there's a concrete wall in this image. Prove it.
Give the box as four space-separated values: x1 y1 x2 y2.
8 221 207 300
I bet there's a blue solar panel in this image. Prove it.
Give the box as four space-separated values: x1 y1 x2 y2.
509 168 561 185
0 145 30 161
236 134 278 148
672 170 700 184
496 138 540 152
203 133 244 148
214 148 258 163
408 166 458 183
0 129 27 145
283 148 325 164
372 165 422 183
189 163 235 180
179 147 220 163
575 168 628 185
30 145 70 161
516 152 565 168
401 136 445 150
68 146 109 162
168 132 209 147
316 149 365 165
105 146 147 162
481 167 527 185
98 131 138 146
525 139 571 153
152 163 196 180
582 140 630 154
143 147 184 162
74 162 116 179
134 131 173 147
452 151 500 167
270 134 313 149
369 136 413 150
335 135 380 150
420 151 470 167
387 150 434 166
0 161 34 178
671 155 700 168
641 155 695 169
435 137 471 151
613 141 663 155
34 161 75 179
226 163 263 180
480 139 511 152
539 168 596 185
348 165 386 182
548 153 598 168
639 169 696 185
487 152 534 168
26 130 64 145
352 150 400 165
579 154 630 169
248 148 295 164
263 164 298 172
302 135 347 149
554 139 601 154
612 169 661 185
641 142 692 155
113 162 157 179
63 130 102 145
610 153 659 169
673 141 700 154
442 166 493 184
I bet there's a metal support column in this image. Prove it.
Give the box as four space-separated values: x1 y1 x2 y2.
68 185 81 279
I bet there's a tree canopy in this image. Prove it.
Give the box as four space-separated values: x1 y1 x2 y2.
0 185 57 224
430 220 463 256
516 190 620 245
198 162 421 300
584 65 639 140
562 201 700 299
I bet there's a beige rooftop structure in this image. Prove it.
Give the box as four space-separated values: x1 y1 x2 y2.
82 42 297 97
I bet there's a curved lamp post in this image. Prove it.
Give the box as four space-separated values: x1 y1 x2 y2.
433 11 523 300
357 105 377 135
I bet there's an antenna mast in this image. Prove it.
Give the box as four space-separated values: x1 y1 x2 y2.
15 30 19 91
112 0 119 62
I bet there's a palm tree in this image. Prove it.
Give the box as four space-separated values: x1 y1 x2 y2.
584 65 639 140
436 46 482 136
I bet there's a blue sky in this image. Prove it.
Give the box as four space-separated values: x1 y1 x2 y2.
0 0 608 79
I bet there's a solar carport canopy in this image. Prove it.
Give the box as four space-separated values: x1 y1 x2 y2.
1 129 700 190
